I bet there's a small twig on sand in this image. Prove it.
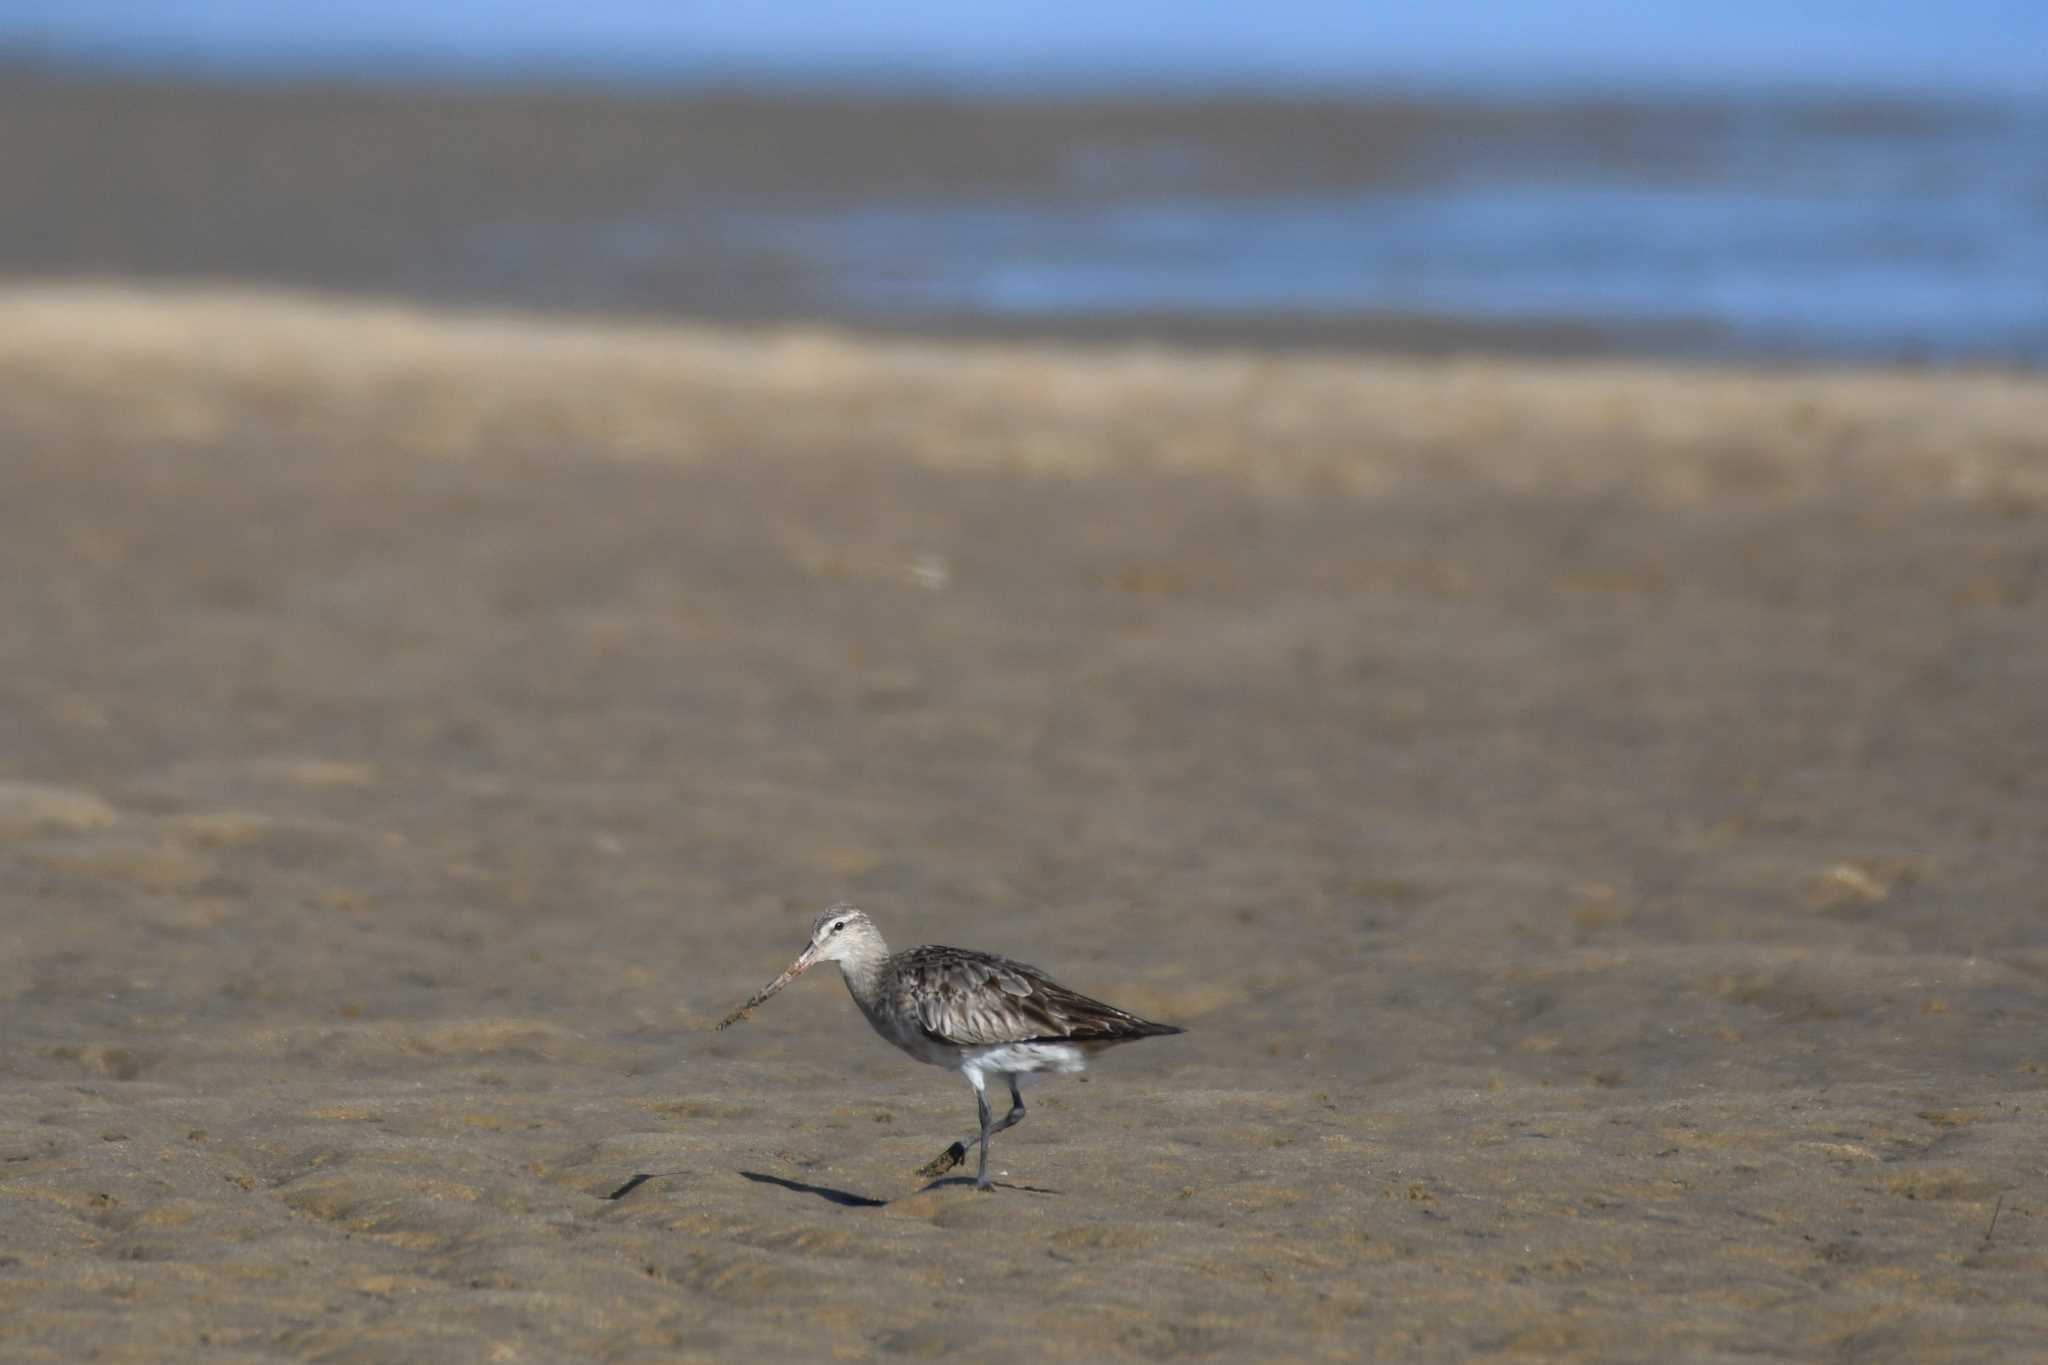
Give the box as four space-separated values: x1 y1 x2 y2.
1983 1194 2004 1244
607 1172 687 1200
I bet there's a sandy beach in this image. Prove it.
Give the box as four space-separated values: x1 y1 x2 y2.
2 283 2046 1361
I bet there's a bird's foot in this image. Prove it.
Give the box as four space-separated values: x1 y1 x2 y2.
916 1142 967 1180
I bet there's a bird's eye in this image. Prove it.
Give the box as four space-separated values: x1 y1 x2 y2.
830 921 846 934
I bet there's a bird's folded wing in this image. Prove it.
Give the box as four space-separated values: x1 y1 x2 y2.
900 948 1143 1047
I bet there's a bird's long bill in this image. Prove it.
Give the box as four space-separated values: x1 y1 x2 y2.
714 943 818 1030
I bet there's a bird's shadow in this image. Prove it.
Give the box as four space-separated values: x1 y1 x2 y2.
740 1169 1060 1203
738 1170 889 1207
909 1174 1062 1197
605 1169 1059 1206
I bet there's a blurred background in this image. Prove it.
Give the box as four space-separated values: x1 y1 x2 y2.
1 0 2044 364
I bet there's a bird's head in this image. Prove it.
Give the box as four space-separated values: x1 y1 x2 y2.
744 903 885 1005
794 903 883 970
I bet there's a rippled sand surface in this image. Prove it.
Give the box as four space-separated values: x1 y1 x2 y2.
2 286 2045 1362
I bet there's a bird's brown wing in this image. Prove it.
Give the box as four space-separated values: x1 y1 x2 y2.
894 946 1181 1048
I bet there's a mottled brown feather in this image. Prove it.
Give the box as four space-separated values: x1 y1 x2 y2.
889 945 1184 1050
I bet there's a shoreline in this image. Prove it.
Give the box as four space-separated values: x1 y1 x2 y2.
4 280 2044 505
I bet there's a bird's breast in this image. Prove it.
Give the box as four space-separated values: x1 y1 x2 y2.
851 992 959 1067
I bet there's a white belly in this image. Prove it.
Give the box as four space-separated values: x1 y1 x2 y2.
962 1041 1088 1075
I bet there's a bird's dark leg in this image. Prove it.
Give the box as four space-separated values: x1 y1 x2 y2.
992 1073 1026 1138
974 1087 993 1190
918 1073 1026 1185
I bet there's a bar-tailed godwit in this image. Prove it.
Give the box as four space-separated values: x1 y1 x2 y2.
719 903 1183 1189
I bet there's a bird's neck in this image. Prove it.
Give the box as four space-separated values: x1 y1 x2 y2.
836 939 891 1008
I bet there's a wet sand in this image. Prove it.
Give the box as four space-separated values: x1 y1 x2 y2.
2 283 2046 1361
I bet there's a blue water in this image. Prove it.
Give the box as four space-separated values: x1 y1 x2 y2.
714 151 2048 361
494 100 2048 363
6 2 2047 361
